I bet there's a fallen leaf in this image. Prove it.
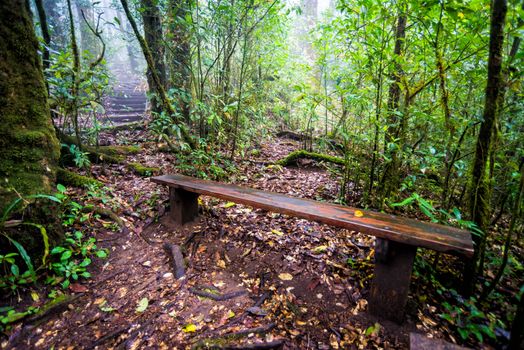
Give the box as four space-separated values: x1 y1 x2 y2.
279 273 293 281
135 297 149 313
183 324 197 333
227 310 235 318
271 229 284 236
247 306 268 316
312 245 328 253
354 210 364 217
223 202 236 208
70 283 88 293
30 291 40 302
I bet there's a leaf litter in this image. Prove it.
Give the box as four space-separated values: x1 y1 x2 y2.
7 130 472 349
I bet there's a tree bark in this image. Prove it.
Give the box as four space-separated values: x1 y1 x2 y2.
141 0 166 114
0 0 60 212
167 0 192 122
120 0 196 149
379 9 407 203
465 0 507 293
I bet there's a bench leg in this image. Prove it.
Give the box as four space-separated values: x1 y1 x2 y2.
169 187 199 224
368 238 417 324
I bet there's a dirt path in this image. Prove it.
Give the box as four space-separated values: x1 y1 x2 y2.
7 137 425 349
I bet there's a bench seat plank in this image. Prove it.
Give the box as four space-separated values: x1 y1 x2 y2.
151 174 473 257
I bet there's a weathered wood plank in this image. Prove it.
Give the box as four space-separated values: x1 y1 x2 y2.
169 187 199 224
369 238 417 323
152 174 473 257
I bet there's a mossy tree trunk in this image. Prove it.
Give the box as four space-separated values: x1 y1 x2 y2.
0 0 60 213
464 0 507 293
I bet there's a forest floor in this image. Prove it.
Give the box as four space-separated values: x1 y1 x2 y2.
4 128 489 349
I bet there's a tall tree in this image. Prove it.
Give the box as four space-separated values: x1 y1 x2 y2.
379 7 407 204
466 0 508 289
0 0 60 212
167 0 192 122
120 0 196 149
141 0 166 113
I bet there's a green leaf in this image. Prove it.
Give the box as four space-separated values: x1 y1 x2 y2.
23 223 49 266
56 184 66 193
2 234 34 278
96 250 108 258
135 297 149 313
61 250 72 261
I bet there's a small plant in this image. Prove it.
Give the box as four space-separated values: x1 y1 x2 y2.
49 231 107 289
439 290 498 343
62 144 91 169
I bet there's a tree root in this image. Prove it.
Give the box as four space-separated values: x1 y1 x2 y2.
276 150 344 166
192 323 278 350
57 168 102 187
189 285 247 301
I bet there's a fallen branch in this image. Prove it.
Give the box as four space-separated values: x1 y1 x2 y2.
83 205 124 228
221 340 284 350
192 323 278 350
276 150 344 167
163 243 186 279
276 130 306 141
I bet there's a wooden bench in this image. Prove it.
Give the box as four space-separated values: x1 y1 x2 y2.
151 174 473 323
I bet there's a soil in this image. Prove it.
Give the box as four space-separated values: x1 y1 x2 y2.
3 132 464 350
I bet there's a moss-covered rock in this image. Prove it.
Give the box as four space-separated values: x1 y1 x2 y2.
0 2 60 213
56 168 102 187
127 162 160 177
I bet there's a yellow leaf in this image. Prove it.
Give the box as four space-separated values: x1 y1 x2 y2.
296 320 307 326
217 259 226 269
354 210 364 217
183 324 197 333
31 291 39 302
271 229 284 236
227 310 235 318
278 273 293 281
223 202 236 208
312 245 328 253
458 12 464 19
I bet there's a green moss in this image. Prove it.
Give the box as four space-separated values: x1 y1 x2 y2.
127 162 160 176
0 2 60 213
276 150 344 166
56 168 102 187
98 145 141 156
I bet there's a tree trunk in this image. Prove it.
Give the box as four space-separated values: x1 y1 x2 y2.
0 0 60 212
141 0 166 114
379 9 407 203
167 0 191 122
465 0 507 293
120 0 196 149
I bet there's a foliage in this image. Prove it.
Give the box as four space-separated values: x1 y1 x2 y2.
439 290 498 344
0 184 108 294
48 230 107 289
